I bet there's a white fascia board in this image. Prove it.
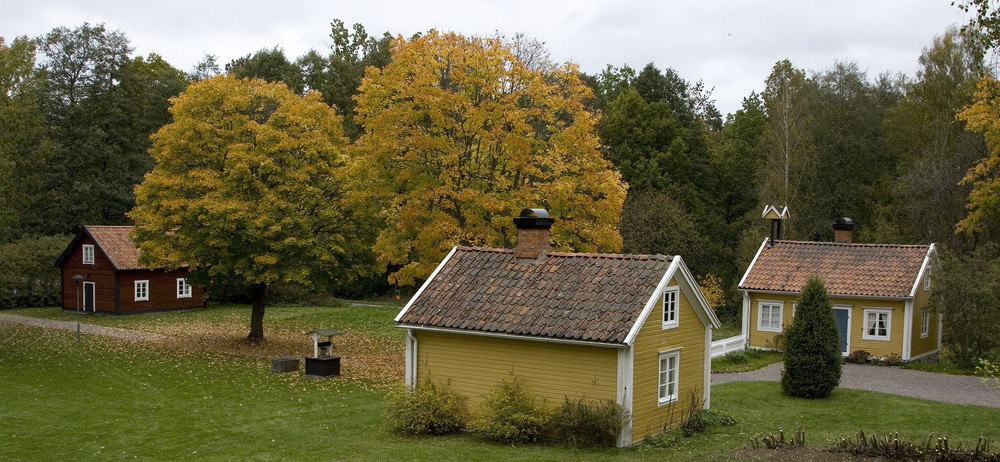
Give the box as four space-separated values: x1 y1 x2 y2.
400 324 627 348
745 289 912 302
393 246 459 323
622 257 682 346
909 243 937 298
738 238 769 288
673 255 721 328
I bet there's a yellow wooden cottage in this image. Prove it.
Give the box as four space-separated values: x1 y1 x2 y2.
739 214 939 361
395 209 720 447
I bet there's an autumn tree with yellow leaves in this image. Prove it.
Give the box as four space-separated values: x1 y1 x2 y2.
130 75 359 341
352 31 627 285
957 76 1000 236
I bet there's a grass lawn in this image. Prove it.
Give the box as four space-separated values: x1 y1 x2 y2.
2 306 999 461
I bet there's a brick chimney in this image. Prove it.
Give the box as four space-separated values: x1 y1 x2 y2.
513 208 554 259
833 217 854 243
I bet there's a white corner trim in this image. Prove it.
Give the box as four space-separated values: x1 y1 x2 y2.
703 325 712 409
404 329 417 387
616 346 633 448
741 292 751 346
738 238 769 288
393 246 459 323
902 300 913 360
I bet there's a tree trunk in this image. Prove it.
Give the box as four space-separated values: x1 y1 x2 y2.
248 282 267 342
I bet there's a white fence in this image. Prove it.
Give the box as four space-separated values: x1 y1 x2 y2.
710 335 745 358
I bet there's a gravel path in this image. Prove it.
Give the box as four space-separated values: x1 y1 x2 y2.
0 313 164 341
713 361 1000 408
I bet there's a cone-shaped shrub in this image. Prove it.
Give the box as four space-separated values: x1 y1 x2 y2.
781 276 842 398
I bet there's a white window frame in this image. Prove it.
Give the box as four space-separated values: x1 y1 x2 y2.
924 266 932 291
135 280 149 302
920 307 930 338
661 287 679 329
658 349 680 405
82 244 95 265
757 301 783 333
863 308 891 341
177 278 192 298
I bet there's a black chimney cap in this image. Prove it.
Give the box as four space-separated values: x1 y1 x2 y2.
833 217 855 231
513 208 555 229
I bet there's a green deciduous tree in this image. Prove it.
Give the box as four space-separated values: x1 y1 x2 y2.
781 277 842 399
0 35 45 242
878 29 986 250
759 59 815 217
130 75 355 341
352 30 626 285
0 234 69 307
227 47 304 94
931 245 1000 367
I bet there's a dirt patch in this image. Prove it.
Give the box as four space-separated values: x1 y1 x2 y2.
731 447 894 461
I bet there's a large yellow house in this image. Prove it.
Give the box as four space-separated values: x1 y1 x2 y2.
739 219 939 361
395 209 720 447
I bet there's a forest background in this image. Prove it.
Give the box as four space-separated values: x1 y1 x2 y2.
3 14 1000 362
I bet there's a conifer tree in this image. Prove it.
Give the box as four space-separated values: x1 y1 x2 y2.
781 276 842 398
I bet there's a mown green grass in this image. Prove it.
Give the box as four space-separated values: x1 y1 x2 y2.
2 310 999 461
6 303 403 339
711 323 742 341
712 349 784 373
902 360 978 376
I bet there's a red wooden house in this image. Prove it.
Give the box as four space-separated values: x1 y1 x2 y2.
56 225 205 314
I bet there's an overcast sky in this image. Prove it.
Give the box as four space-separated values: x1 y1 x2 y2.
4 1 968 115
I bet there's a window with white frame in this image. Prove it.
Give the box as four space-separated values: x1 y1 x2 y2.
177 278 192 298
135 280 149 302
662 287 678 329
863 308 891 341
920 307 930 338
924 266 932 291
658 350 679 404
757 301 783 332
82 244 95 265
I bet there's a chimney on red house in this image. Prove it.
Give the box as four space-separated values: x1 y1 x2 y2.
833 217 855 243
513 208 554 259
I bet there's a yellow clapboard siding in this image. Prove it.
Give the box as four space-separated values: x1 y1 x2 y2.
630 278 709 444
414 331 619 409
848 300 905 357
746 293 798 349
909 280 938 358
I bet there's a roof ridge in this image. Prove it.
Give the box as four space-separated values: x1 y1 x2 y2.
455 245 670 261
773 239 930 249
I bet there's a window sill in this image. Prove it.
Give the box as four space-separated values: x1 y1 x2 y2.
661 322 678 330
758 326 782 333
658 397 678 406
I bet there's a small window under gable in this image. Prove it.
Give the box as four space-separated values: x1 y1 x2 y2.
757 301 783 333
135 280 149 302
177 278 192 298
924 265 932 291
662 287 678 329
82 244 95 265
863 308 891 341
658 349 679 404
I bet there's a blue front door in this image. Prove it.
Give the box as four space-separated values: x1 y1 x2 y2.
833 307 850 355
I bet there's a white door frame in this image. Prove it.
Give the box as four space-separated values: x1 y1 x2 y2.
833 306 851 356
82 281 96 312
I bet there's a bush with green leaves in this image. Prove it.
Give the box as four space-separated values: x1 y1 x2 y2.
548 398 630 446
474 380 549 443
383 379 467 435
0 235 69 308
682 408 737 436
932 245 1000 368
978 359 1000 391
781 277 842 398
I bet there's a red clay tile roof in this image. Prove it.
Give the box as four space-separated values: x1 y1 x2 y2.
740 240 931 298
85 225 145 270
397 246 673 344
